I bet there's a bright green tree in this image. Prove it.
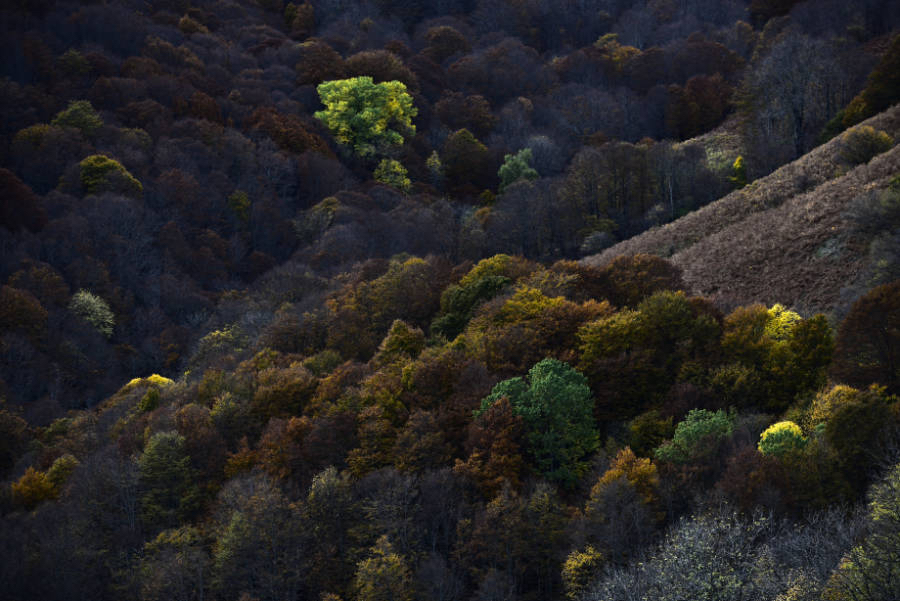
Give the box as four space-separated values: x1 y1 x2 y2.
315 76 416 158
498 148 539 192
478 358 598 487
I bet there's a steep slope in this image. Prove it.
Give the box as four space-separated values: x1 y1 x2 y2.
585 105 900 315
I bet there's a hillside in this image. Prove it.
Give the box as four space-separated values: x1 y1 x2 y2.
2 2 900 601
585 104 900 316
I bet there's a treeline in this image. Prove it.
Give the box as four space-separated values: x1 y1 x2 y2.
2 251 899 600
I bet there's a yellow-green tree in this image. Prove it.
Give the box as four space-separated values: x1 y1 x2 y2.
79 154 142 197
354 535 413 601
757 421 806 457
315 76 416 158
373 158 411 191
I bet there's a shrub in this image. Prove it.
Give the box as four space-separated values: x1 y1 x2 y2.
758 421 806 456
68 289 115 337
839 126 894 165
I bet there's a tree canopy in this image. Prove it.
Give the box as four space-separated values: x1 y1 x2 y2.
478 358 598 487
315 76 416 158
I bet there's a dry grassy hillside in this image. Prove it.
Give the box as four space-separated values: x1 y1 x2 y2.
585 105 900 316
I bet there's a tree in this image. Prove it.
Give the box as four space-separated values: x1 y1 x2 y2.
584 509 774 601
831 280 900 394
441 128 494 195
828 462 900 601
498 148 539 192
655 409 735 465
839 32 900 129
354 535 414 601
739 32 850 175
305 467 357 597
315 76 417 158
79 154 143 197
140 527 207 601
68 289 115 338
11 466 56 510
374 159 411 191
212 475 304 601
138 431 201 532
758 421 806 457
562 546 604 601
478 358 598 487
721 304 834 412
0 168 47 233
51 99 103 136
454 396 526 498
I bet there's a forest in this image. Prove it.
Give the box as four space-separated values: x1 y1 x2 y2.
1 0 899 600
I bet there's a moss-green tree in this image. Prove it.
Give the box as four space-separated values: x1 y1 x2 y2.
138 431 201 532
478 358 598 487
655 409 734 464
51 100 103 136
315 76 416 158
79 154 143 197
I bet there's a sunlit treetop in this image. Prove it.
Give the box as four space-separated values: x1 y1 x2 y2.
314 76 417 158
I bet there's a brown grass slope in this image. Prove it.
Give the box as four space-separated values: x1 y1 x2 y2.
585 105 900 315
